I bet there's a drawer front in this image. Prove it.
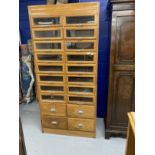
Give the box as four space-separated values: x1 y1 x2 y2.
38 83 65 94
67 75 96 86
35 63 64 74
65 40 96 51
33 41 63 51
68 85 95 95
68 118 94 132
67 95 95 105
42 116 67 130
66 64 96 74
65 52 96 64
37 74 65 84
41 103 66 116
32 28 63 40
64 26 97 40
67 104 95 118
34 53 64 63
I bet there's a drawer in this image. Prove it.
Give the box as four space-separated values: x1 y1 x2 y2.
32 27 63 40
35 63 64 74
31 16 62 27
33 40 63 51
65 40 97 52
42 116 67 130
40 93 65 103
66 64 96 74
67 95 95 105
67 85 96 95
41 103 66 116
34 53 64 63
67 75 96 86
37 74 65 84
68 118 95 132
67 104 95 118
64 26 97 40
65 52 96 64
38 83 65 94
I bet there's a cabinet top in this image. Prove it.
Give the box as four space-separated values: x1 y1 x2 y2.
110 0 135 3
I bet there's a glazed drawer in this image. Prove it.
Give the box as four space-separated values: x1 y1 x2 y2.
68 118 95 132
34 53 64 63
42 116 67 130
66 64 96 74
67 75 96 85
38 83 65 94
67 104 95 119
33 40 63 51
41 103 66 116
65 52 96 64
32 27 63 40
67 95 95 105
35 63 64 74
37 74 65 84
64 26 97 40
40 93 65 103
67 85 95 95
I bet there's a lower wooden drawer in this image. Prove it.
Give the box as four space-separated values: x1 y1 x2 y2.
67 104 95 118
40 103 66 116
68 118 95 132
42 116 67 130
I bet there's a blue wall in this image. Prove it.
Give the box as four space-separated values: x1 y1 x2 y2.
19 0 111 118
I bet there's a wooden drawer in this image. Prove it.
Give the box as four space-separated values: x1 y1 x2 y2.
66 64 96 74
65 52 96 64
67 85 96 95
34 53 64 63
41 103 66 116
40 93 65 103
35 63 64 74
33 40 63 51
38 83 65 94
32 27 63 40
67 104 95 118
42 116 67 130
37 74 65 84
64 26 97 40
65 40 97 52
67 94 96 105
68 118 95 132
67 75 96 86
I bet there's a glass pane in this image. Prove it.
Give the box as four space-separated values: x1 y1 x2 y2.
68 66 93 72
42 95 64 101
66 42 94 50
66 29 94 38
37 54 62 61
40 76 63 82
66 16 95 24
36 43 61 50
69 87 93 93
41 86 64 91
34 30 61 38
67 55 93 61
68 77 93 83
39 66 62 71
69 96 93 102
33 17 60 26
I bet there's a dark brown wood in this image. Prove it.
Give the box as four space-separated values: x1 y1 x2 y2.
105 0 135 139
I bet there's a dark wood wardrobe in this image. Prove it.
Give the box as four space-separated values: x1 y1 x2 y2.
105 0 135 139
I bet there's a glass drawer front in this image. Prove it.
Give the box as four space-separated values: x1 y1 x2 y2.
67 54 94 62
66 29 94 38
39 75 64 83
66 16 95 25
68 77 93 83
41 95 64 102
67 66 94 73
69 87 93 94
33 17 60 26
68 96 93 104
35 42 61 50
40 86 64 93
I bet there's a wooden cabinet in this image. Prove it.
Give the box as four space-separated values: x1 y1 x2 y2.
28 2 99 138
105 0 135 139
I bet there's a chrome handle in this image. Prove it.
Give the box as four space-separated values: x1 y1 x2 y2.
78 123 84 128
51 121 58 125
87 52 94 56
50 108 56 112
78 110 84 115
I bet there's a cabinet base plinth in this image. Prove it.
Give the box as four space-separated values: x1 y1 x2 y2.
105 129 127 139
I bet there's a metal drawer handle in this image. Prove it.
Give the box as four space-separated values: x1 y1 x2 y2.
78 110 84 114
38 21 53 25
50 108 56 112
51 121 58 125
87 52 94 56
78 123 84 128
